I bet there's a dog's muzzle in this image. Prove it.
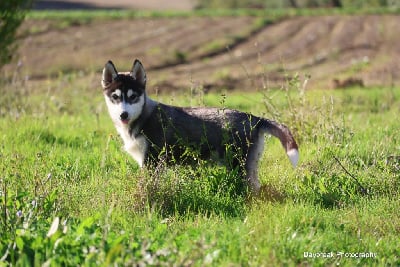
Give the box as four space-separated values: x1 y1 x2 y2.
120 112 129 124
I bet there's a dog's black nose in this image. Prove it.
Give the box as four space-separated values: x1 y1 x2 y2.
120 112 129 120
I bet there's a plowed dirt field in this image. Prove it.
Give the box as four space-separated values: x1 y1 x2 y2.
7 14 400 92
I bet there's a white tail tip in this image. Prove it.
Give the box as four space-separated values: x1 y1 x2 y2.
287 149 299 167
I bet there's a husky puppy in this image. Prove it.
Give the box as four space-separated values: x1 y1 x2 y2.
102 59 299 193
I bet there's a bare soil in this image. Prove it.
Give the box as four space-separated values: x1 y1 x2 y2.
6 14 400 92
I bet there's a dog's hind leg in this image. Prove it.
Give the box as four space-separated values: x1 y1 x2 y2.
244 132 265 194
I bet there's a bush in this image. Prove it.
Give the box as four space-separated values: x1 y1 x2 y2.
0 0 31 68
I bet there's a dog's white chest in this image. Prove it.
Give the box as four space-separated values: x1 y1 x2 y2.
117 127 148 168
125 135 148 168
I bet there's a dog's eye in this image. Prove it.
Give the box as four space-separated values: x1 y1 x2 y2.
112 94 119 100
129 94 138 101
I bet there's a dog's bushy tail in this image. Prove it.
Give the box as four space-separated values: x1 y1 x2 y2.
262 119 299 167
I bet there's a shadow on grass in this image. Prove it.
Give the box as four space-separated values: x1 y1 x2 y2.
138 165 249 218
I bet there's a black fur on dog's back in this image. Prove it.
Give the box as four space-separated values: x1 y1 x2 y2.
136 103 298 167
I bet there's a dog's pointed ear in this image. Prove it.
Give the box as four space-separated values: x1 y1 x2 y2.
131 59 146 88
102 60 118 89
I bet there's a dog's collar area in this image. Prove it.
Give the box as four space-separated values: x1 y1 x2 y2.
129 95 157 138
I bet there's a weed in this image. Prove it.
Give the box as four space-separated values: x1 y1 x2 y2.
173 49 187 63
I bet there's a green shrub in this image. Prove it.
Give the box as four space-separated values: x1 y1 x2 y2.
0 0 32 68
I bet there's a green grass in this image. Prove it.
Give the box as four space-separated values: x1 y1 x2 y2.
27 6 400 21
196 0 400 10
0 72 399 266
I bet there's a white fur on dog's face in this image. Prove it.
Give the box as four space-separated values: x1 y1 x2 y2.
104 89 145 127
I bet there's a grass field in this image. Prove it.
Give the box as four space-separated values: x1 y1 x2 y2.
1 66 399 266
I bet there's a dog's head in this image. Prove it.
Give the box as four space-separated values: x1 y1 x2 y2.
102 60 147 126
